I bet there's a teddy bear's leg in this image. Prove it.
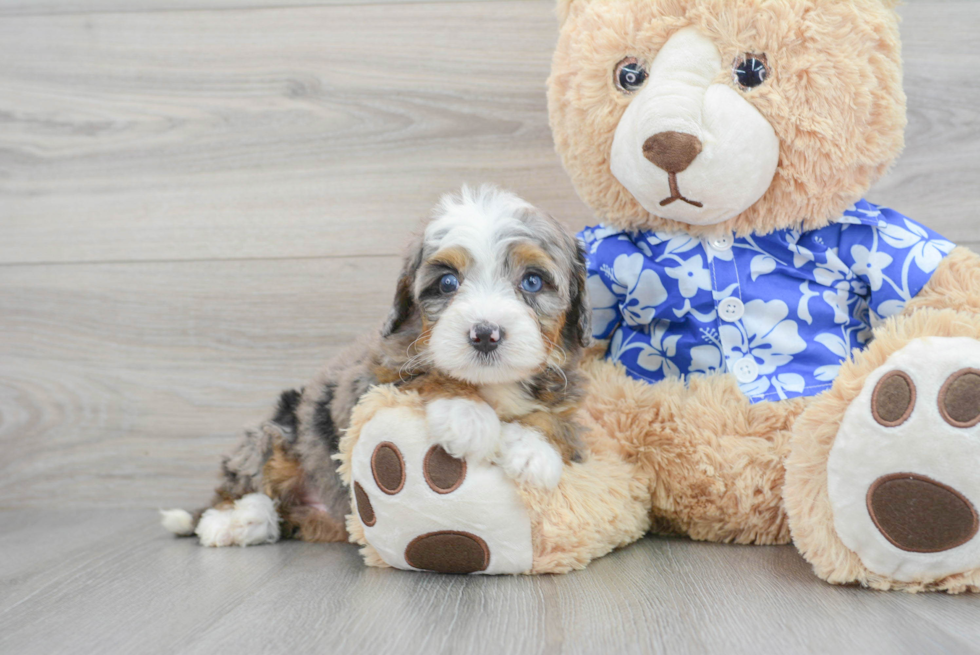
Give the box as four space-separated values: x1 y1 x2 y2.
786 306 980 593
580 356 808 546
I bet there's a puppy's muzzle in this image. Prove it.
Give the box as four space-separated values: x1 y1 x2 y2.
469 322 504 355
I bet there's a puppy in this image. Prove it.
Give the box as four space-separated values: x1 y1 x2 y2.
161 186 592 547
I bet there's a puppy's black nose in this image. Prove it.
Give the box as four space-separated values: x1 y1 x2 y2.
469 322 503 354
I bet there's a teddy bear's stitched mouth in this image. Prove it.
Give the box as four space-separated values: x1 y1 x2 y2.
659 172 703 208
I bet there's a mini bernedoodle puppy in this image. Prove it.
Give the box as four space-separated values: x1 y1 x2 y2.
162 186 593 547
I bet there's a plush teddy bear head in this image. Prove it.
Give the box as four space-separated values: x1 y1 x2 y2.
548 0 906 237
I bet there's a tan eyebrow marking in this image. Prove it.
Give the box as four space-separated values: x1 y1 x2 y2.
509 242 561 285
427 246 471 273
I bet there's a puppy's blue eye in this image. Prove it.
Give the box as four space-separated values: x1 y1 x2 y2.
521 273 543 293
439 273 459 294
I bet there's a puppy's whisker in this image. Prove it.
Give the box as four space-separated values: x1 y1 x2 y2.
405 328 432 358
399 352 432 381
399 330 434 381
543 334 568 367
549 363 569 391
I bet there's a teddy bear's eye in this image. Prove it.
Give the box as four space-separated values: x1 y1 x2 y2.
614 57 648 94
733 54 770 90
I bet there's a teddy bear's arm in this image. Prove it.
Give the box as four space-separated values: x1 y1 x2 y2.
903 247 980 315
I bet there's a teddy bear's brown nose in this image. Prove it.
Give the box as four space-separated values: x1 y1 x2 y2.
642 131 703 173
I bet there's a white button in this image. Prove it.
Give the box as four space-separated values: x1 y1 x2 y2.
718 297 744 322
733 357 759 384
710 234 734 251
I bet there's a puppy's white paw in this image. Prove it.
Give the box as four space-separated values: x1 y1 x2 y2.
230 493 281 546
160 508 195 536
497 423 563 490
194 493 280 547
196 507 238 547
426 398 501 461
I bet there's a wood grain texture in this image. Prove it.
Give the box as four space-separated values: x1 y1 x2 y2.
0 256 401 508
0 0 487 17
0 1 582 264
2 1 978 267
2 510 980 655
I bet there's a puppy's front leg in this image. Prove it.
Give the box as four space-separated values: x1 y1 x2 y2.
496 423 563 490
425 398 502 461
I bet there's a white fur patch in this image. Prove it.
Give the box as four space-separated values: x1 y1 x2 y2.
196 507 238 547
352 406 534 574
194 493 281 548
828 338 980 582
497 422 563 490
231 493 282 546
609 26 780 226
160 508 194 536
426 397 502 461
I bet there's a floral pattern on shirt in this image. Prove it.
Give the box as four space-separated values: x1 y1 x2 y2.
579 200 955 403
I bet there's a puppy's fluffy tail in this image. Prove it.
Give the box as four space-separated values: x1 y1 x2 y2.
160 508 196 536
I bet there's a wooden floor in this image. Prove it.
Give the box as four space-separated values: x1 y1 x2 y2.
2 1 980 653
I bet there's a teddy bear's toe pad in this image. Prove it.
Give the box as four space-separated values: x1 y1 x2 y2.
829 337 980 582
350 406 533 575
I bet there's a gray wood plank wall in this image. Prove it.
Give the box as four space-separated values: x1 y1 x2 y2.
2 0 979 512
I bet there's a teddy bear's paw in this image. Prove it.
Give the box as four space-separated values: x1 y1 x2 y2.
425 397 501 461
497 423 563 490
828 337 980 583
351 406 533 574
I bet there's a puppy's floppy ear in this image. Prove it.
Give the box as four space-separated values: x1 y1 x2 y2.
381 236 424 339
562 240 593 349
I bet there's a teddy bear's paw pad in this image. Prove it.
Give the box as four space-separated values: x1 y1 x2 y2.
423 445 466 493
829 337 980 582
939 369 980 427
371 442 405 494
354 482 376 527
350 406 533 575
867 474 978 553
404 531 489 574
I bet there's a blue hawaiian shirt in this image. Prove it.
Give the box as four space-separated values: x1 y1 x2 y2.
579 200 955 403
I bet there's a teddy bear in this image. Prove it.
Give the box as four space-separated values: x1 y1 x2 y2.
338 0 980 591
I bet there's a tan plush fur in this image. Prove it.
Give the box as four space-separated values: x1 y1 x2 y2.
548 0 906 237
580 356 806 545
521 395 650 573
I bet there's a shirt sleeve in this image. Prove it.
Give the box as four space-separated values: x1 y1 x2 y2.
836 204 955 322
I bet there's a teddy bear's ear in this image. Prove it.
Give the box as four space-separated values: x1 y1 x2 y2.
556 0 576 26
